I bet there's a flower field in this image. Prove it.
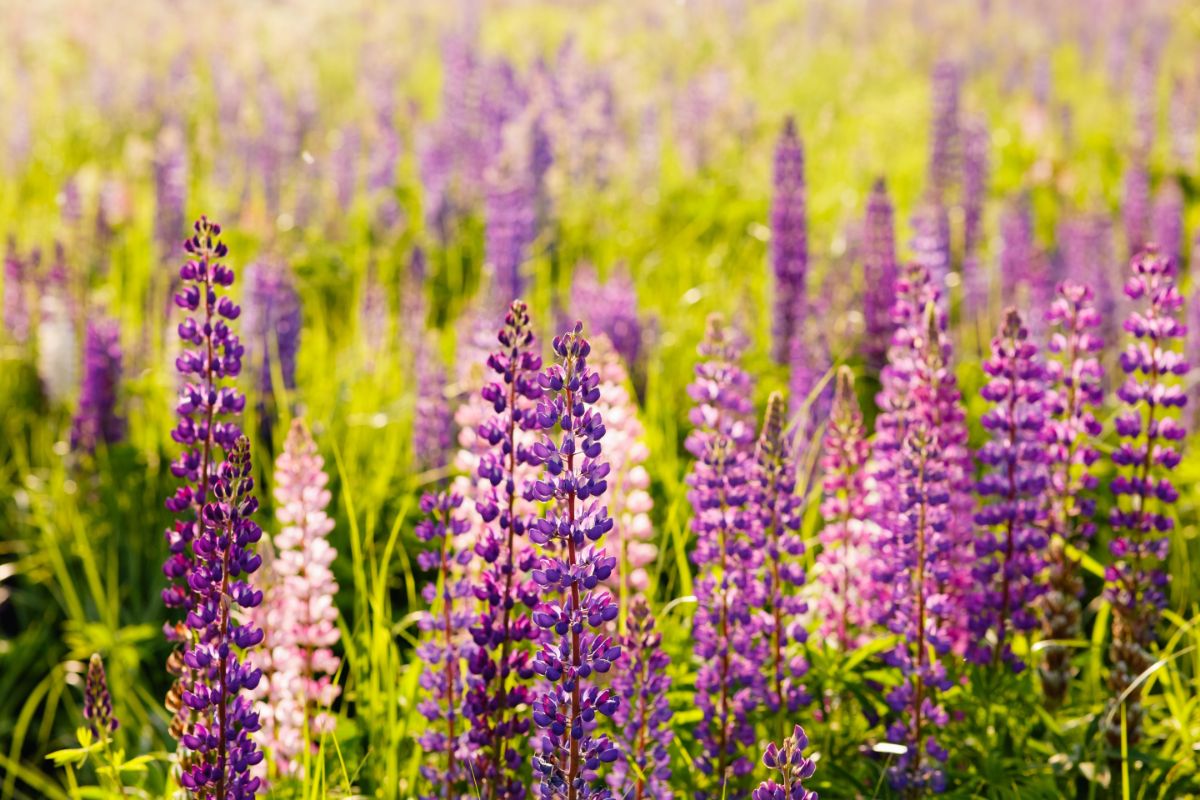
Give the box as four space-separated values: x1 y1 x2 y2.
3 0 1200 798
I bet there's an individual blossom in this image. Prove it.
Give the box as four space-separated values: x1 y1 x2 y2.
928 60 961 205
607 598 672 800
70 316 125 453
241 260 302 397
415 490 476 798
752 725 817 800
177 437 266 799
527 322 621 800
863 179 898 372
249 420 341 779
83 653 119 740
969 309 1048 671
770 117 808 364
1105 247 1188 749
1039 281 1103 707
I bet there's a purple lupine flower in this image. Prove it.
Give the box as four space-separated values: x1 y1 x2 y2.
177 437 265 799
787 322 832 437
928 60 961 204
686 315 759 793
155 127 189 259
770 117 808 364
1151 180 1183 267
413 333 455 474
968 309 1048 671
1040 281 1103 707
485 139 537 305
1169 76 1198 169
369 103 403 236
464 301 544 800
910 202 952 292
1105 247 1188 748
1121 156 1151 257
568 264 644 373
961 117 989 260
752 725 817 800
608 598 673 800
527 322 621 800
331 127 361 214
242 260 301 396
2 239 30 345
752 392 810 715
161 217 246 742
71 317 125 453
815 367 877 651
999 196 1036 307
83 653 119 740
863 179 898 372
415 490 475 797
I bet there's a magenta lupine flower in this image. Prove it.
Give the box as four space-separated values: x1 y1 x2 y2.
242 260 301 397
83 653 119 740
249 420 341 779
752 725 817 800
815 367 877 651
177 437 265 799
770 117 808 364
154 126 189 259
961 117 989 260
415 490 476 797
71 316 125 453
2 239 30 345
1040 281 1103 707
752 392 810 716
968 309 1048 671
1151 180 1183 267
464 301 544 800
928 60 961 204
686 315 760 792
1105 247 1188 748
1121 156 1151 257
608 598 673 800
863 179 898 372
569 264 644 373
527 322 622 800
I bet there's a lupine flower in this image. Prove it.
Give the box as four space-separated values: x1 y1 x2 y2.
415 490 475 798
568 264 644 373
608 598 673 800
1039 281 1103 707
1121 156 1150 257
863 179 898 372
3 240 30 345
527 322 622 800
463 301 544 800
771 117 808 364
961 117 989 260
1105 247 1188 748
84 653 119 740
71 316 125 453
752 725 817 800
815 367 877 650
929 60 961 204
1151 180 1183 267
999 197 1038 308
155 126 189 259
485 133 538 305
752 392 810 716
249 420 341 779
242 260 301 397
910 203 951 292
969 309 1048 671
177 437 265 799
687 314 759 792
161 218 246 749
788 322 832 437
414 334 456 474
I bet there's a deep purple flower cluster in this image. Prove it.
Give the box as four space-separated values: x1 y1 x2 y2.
1105 247 1188 747
608 598 672 800
527 322 621 800
415 490 475 798
1040 281 1103 707
84 653 119 739
242 260 301 396
770 117 808 364
862 179 897 372
969 309 1048 671
70 317 125 453
752 725 817 800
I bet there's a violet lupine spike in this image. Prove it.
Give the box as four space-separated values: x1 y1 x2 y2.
815 367 877 651
770 117 808 364
568 264 644 373
162 217 246 747
863 179 898 372
413 333 456 474
1121 155 1151 258
968 309 1049 672
38 282 78 407
607 598 673 800
2 239 30 345
249 420 341 779
242 260 301 397
1151 180 1183 267
485 136 538 306
83 653 119 740
999 196 1035 308
527 322 621 800
928 60 961 205
686 314 759 794
752 392 810 719
155 126 189 259
787 321 832 436
177 437 265 799
909 202 951 292
752 725 817 800
1105 247 1188 749
961 117 989 261
71 316 126 454
1039 281 1103 708
415 490 475 799
464 301 544 800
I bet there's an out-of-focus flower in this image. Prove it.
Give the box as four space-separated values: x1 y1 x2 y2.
771 117 808 364
71 317 125 453
863 179 898 372
242 260 301 397
83 653 119 740
608 598 673 800
752 725 817 800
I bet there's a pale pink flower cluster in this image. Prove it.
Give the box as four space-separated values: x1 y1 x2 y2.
251 419 341 778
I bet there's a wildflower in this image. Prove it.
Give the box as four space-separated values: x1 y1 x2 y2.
928 60 961 204
608 598 673 800
84 654 119 739
961 117 988 261
241 260 301 397
752 725 817 800
71 317 125 453
863 179 898 372
771 117 808 364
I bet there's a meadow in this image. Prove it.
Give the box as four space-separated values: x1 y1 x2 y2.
1 0 1199 798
